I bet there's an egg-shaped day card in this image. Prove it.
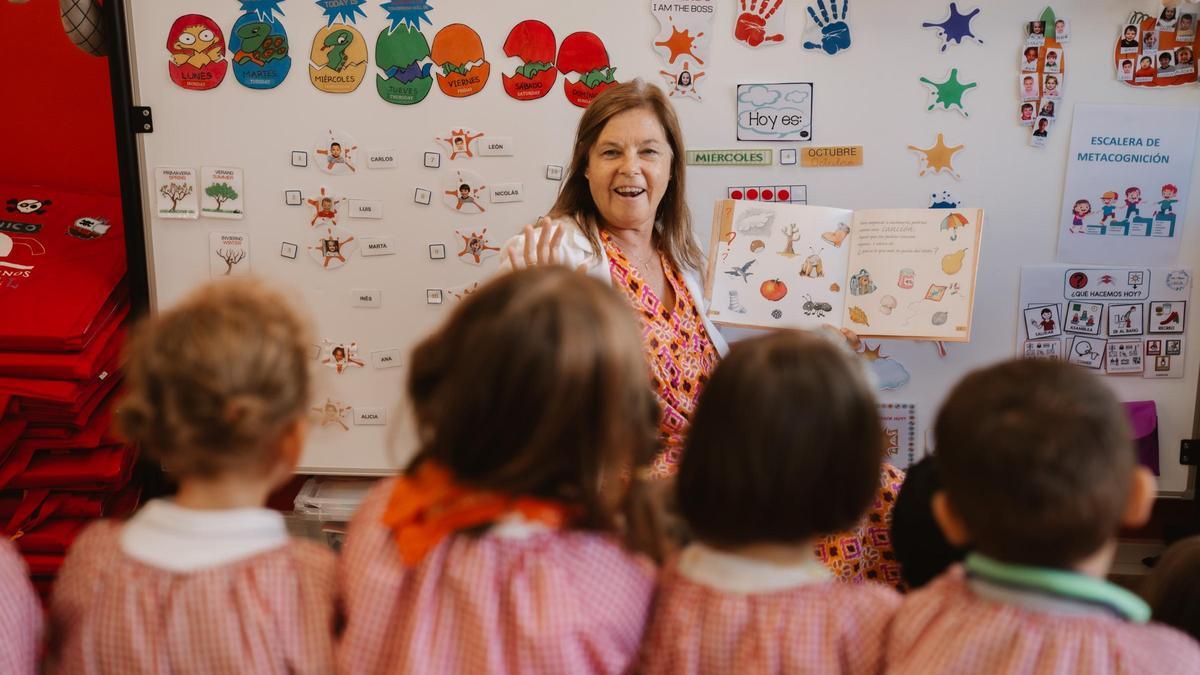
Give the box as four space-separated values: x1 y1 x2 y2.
229 1 291 89
166 14 228 90
309 0 369 93
430 23 490 97
376 22 434 105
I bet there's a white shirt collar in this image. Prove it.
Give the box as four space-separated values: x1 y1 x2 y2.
676 542 831 593
119 498 289 572
486 510 554 539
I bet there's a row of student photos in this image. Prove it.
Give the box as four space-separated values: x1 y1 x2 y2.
1023 300 1185 376
1117 10 1197 82
1018 19 1067 146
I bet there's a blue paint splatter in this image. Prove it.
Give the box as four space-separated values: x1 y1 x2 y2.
921 2 983 52
929 191 961 209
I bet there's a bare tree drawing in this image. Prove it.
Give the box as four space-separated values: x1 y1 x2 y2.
216 248 246 275
779 223 802 257
160 182 193 212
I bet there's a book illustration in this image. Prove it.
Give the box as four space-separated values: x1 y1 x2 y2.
940 212 969 240
800 249 825 278
821 222 849 246
778 223 803 257
802 294 833 317
941 249 966 274
725 259 756 282
728 290 748 313
737 208 776 234
705 200 983 340
760 278 788 301
849 268 876 295
848 306 869 326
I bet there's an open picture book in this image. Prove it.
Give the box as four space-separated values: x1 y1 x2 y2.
704 200 984 341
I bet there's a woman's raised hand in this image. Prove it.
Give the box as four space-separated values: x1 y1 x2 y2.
506 216 565 269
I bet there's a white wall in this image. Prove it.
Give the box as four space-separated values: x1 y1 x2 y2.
127 0 1200 490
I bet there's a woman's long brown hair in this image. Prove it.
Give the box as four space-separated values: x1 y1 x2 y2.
549 79 703 272
405 267 666 561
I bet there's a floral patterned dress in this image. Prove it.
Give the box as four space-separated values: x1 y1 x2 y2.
815 463 907 591
602 232 719 479
602 232 905 591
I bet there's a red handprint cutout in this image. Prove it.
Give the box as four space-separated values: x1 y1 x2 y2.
735 0 785 47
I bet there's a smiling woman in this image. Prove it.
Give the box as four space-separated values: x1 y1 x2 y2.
501 80 906 590
501 80 728 477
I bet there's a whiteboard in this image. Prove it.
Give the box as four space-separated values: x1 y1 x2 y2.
123 0 1200 491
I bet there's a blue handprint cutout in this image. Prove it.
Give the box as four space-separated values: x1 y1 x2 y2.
803 0 851 55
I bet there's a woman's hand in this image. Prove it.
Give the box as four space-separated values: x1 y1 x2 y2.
822 324 862 352
506 216 565 269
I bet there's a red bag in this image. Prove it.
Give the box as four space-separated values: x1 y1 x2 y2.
8 445 136 491
0 482 141 535
22 552 65 576
13 518 88 554
0 185 126 351
15 373 122 429
0 305 127 379
1123 401 1160 476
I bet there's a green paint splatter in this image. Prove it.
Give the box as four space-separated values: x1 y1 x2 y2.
919 68 978 116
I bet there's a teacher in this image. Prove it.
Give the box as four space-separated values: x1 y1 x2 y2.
502 79 727 479
503 80 906 588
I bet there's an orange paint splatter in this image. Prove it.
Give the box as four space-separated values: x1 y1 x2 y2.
655 22 704 65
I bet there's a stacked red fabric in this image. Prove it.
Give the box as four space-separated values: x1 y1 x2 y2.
0 184 138 598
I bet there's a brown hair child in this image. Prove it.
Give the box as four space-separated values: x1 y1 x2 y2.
1142 535 1200 642
640 330 899 674
339 267 665 675
886 359 1200 674
45 278 335 673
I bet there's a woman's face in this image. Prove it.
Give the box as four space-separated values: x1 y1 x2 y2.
585 108 673 233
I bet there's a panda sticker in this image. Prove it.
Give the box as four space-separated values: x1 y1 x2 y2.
6 198 52 216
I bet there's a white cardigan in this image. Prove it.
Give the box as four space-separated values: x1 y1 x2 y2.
498 217 729 356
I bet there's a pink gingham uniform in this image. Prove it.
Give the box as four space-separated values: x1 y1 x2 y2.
886 566 1200 675
640 548 900 674
0 538 42 675
338 477 657 675
45 520 336 674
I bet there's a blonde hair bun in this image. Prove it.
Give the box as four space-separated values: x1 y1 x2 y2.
116 278 313 478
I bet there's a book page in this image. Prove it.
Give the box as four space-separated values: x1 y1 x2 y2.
842 209 984 341
706 200 855 330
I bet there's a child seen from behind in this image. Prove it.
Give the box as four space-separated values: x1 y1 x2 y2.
640 330 899 674
338 267 665 675
886 359 1200 674
45 279 336 674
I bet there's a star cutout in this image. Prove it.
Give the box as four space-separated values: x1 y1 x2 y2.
921 2 983 52
919 68 977 116
907 133 964 179
654 20 705 65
